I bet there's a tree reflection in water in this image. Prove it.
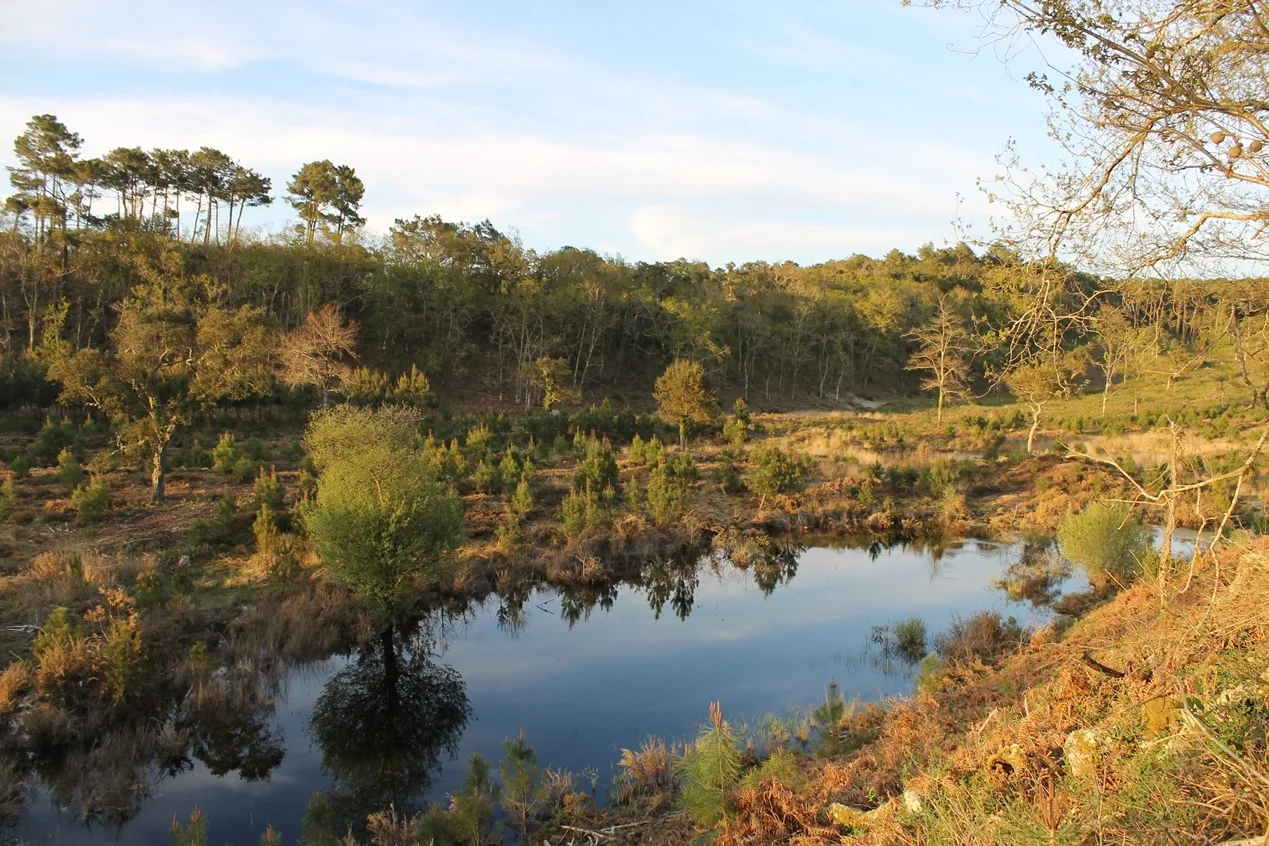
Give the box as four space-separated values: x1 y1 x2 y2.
310 625 470 821
993 539 1073 608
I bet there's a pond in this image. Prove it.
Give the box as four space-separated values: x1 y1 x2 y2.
10 537 1085 845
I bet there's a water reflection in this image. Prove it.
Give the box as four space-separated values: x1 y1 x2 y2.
993 539 1074 608
310 626 470 822
12 532 1080 846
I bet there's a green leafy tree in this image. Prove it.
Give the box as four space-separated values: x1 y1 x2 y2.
286 160 365 244
1004 352 1087 454
48 252 274 500
303 405 464 624
6 114 83 239
654 359 716 446
521 356 580 411
747 446 813 506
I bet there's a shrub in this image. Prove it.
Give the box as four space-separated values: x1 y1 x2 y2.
8 453 31 479
212 433 240 473
1057 500 1148 581
56 447 83 487
575 437 619 492
0 473 14 519
654 359 717 445
31 417 77 466
498 448 521 490
169 808 209 846
391 364 434 407
678 702 742 827
722 415 747 450
935 611 1024 666
252 467 285 514
628 433 647 464
471 460 501 495
242 437 267 462
747 446 812 500
645 464 682 524
500 732 541 840
559 486 591 541
187 494 241 550
70 477 110 520
509 474 534 519
871 617 928 664
449 754 499 846
232 456 260 481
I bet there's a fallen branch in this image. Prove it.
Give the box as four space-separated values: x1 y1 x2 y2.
1082 650 1127 679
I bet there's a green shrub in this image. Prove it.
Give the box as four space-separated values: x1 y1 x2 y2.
232 456 259 481
449 754 499 846
471 460 502 495
212 433 240 473
169 808 209 846
645 463 682 524
559 486 591 541
242 437 267 462
33 607 83 657
8 453 31 479
747 446 813 499
498 448 521 490
56 447 84 487
574 437 619 492
252 467 285 514
1057 500 1148 581
722 415 747 450
70 477 110 520
628 433 647 464
134 571 167 609
935 611 1024 666
187 494 241 550
0 473 15 519
509 474 534 518
500 732 541 840
678 703 742 827
871 616 928 664
31 417 78 466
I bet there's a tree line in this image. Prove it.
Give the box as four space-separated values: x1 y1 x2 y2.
4 112 1268 502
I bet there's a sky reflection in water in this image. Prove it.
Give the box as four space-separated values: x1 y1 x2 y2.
14 537 1083 845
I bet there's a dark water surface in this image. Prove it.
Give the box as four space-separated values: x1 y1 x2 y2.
12 538 1083 845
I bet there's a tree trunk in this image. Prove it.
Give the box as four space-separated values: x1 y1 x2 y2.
1026 404 1041 454
151 436 170 502
936 388 944 424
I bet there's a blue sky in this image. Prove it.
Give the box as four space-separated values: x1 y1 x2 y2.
0 0 1057 264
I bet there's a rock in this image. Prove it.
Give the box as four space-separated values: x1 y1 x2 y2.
986 743 1026 775
1141 697 1181 739
827 802 874 831
1064 728 1102 779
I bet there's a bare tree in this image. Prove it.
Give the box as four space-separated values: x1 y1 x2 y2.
1004 351 1087 454
905 294 973 423
280 305 358 406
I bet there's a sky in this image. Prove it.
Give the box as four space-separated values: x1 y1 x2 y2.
0 0 1059 265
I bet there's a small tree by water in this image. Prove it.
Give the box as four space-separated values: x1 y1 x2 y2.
1057 500 1148 583
304 405 464 623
